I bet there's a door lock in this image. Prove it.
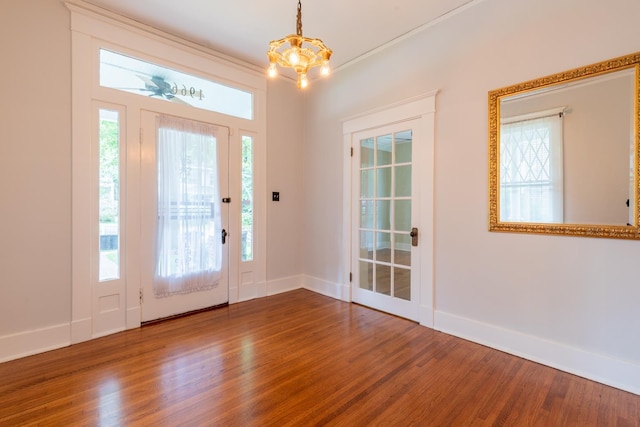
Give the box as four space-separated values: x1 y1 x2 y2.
410 227 419 247
221 229 228 244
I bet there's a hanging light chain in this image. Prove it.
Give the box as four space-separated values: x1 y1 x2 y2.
296 0 303 36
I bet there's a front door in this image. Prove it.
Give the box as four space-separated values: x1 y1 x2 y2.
352 122 421 321
140 110 229 322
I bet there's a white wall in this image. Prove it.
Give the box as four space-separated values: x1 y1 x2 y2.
0 0 72 336
304 0 640 393
266 78 305 288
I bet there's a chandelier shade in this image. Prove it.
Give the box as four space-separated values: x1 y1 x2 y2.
267 0 332 89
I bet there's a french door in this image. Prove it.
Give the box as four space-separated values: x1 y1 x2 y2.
352 121 421 321
140 110 229 322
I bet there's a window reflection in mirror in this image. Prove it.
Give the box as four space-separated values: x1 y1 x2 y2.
499 69 634 225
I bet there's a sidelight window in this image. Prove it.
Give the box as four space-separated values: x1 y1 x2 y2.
99 109 121 282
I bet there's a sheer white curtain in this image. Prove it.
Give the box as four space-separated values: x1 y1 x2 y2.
500 110 564 223
154 115 222 297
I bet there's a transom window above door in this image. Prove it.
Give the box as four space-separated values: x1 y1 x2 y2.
99 49 253 120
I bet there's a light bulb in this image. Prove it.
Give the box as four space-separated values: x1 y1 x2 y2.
297 73 310 89
321 61 331 77
268 63 278 78
289 49 300 66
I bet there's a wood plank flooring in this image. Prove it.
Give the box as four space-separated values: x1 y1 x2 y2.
1 289 638 426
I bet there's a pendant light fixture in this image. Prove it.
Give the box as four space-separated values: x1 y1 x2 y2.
267 0 332 89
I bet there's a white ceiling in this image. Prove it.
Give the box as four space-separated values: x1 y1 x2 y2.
82 0 475 72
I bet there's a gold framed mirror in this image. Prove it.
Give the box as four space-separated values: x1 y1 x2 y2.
489 52 640 239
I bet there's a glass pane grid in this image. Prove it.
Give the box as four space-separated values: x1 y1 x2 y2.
358 131 412 298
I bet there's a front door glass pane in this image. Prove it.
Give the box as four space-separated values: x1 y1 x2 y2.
154 117 222 297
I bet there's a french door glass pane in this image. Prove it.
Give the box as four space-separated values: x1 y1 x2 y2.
360 137 374 168
394 200 411 232
376 264 391 295
376 232 391 262
394 267 411 301
361 170 374 198
376 200 391 230
360 231 374 259
394 234 411 266
395 165 411 197
359 261 373 290
376 167 392 197
358 129 413 301
395 130 412 163
360 200 374 229
99 109 120 282
376 134 392 166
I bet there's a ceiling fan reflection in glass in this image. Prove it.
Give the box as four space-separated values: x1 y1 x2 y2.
99 49 253 120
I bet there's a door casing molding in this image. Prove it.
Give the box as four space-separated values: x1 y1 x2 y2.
342 91 437 327
68 1 267 344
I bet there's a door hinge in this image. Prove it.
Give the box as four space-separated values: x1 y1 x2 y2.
139 288 144 303
349 272 353 282
350 147 353 157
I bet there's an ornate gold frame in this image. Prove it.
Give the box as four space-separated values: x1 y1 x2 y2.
488 52 640 239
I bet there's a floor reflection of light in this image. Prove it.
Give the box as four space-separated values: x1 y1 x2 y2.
241 337 254 369
241 337 255 394
98 377 122 426
160 346 223 401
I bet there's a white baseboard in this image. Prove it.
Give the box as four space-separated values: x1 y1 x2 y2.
0 323 71 363
237 281 268 302
419 304 434 328
267 275 303 296
71 317 92 344
229 286 239 304
126 306 141 330
303 275 348 301
435 310 640 396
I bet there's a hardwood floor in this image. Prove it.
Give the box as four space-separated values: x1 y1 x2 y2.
1 289 638 426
